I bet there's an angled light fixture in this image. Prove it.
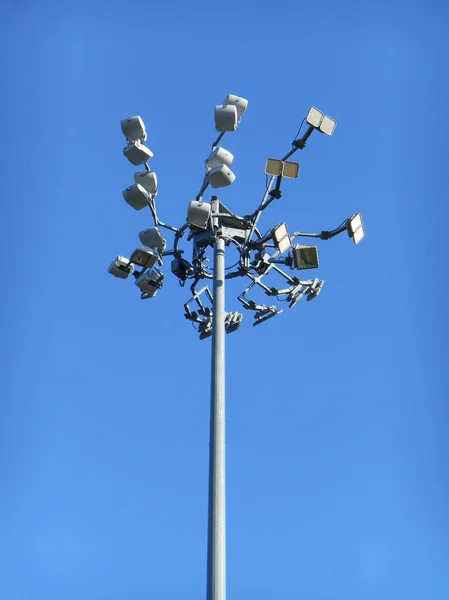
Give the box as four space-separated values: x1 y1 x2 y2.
223 94 248 121
265 158 299 179
291 244 319 270
187 200 211 230
108 256 134 279
206 165 236 188
214 105 238 132
133 171 158 196
120 116 147 142
272 222 291 254
129 245 159 268
138 227 166 253
347 213 365 244
306 107 337 136
134 269 164 297
206 147 234 170
123 141 153 166
122 183 150 211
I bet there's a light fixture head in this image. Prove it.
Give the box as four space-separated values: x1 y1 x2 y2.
120 116 147 142
206 147 234 170
122 183 150 211
291 244 319 270
264 158 299 179
214 104 238 132
138 227 166 253
129 245 159 268
123 141 153 166
223 94 248 120
187 200 211 230
206 164 236 189
225 311 243 334
134 269 164 297
272 222 291 254
306 107 324 128
319 115 337 136
133 171 158 196
347 213 365 244
108 256 134 279
307 279 324 301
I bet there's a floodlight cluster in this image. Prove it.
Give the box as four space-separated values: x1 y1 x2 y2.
108 98 365 337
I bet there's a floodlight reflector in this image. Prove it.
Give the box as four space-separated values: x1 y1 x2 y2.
129 246 159 268
347 213 365 244
120 116 147 142
214 105 238 132
319 115 337 136
265 158 283 176
122 183 150 211
206 165 236 188
206 147 234 170
282 161 300 179
123 141 153 166
292 245 319 270
138 227 166 253
272 222 291 254
187 200 211 230
108 256 134 279
306 107 324 128
223 94 248 120
133 171 158 195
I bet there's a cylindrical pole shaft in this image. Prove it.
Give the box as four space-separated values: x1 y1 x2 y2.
207 206 226 600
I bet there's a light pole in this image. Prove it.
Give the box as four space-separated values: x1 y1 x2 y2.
108 98 365 600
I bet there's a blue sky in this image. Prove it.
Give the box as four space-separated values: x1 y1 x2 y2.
1 1 448 598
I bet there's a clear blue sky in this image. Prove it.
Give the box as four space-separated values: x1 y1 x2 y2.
1 1 448 599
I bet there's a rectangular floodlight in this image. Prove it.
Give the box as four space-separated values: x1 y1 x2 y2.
265 159 299 179
306 107 324 128
347 213 365 244
319 115 337 136
129 246 159 268
292 244 319 270
272 222 291 254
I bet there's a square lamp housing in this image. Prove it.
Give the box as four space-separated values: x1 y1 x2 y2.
306 107 324 128
292 244 319 270
319 115 337 136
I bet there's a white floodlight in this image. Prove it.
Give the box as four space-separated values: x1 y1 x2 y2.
123 141 153 166
272 222 291 254
265 159 299 179
187 200 211 230
206 165 236 189
347 213 365 244
134 269 163 297
206 147 234 170
291 245 319 270
307 279 324 301
122 183 150 211
225 311 243 334
129 245 159 268
214 105 237 132
306 107 324 128
138 227 166 253
223 94 248 120
319 115 337 136
133 171 158 196
108 256 134 279
265 158 283 176
120 116 147 142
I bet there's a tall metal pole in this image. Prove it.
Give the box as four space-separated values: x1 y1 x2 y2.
207 198 226 600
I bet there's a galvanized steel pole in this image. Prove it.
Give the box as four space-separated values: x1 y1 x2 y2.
207 198 226 600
